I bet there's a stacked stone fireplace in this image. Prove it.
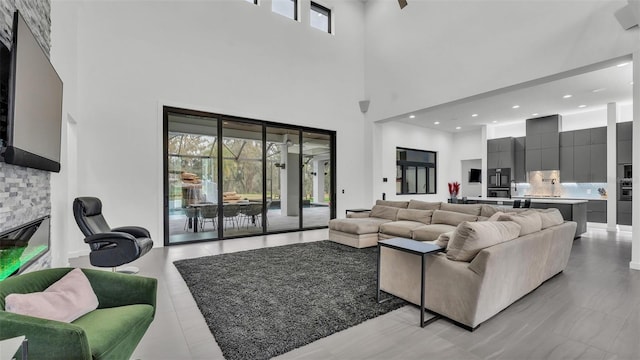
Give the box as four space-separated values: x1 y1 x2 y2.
0 0 53 272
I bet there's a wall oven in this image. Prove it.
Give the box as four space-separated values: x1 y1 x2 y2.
488 187 511 198
488 168 511 188
620 179 632 201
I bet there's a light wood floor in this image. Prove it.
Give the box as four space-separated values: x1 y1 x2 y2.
69 226 640 360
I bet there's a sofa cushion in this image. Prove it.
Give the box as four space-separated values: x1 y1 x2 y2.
370 205 400 220
440 203 482 216
497 211 542 236
411 224 457 241
432 210 478 226
379 221 426 238
446 221 522 262
434 231 454 248
375 200 409 208
397 209 433 225
329 218 391 234
487 211 507 221
480 204 500 217
73 304 155 360
538 208 564 229
5 268 98 323
407 200 442 210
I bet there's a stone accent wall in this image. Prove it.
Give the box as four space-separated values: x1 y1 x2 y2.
0 0 52 270
0 0 51 52
0 164 50 232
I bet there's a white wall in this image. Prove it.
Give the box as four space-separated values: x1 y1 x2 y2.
373 121 453 203
460 159 482 197
53 0 367 254
364 0 639 121
450 129 483 196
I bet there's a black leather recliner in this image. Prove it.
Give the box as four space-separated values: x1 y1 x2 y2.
73 197 153 272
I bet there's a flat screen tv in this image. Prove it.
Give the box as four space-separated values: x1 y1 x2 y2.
0 216 50 281
0 11 62 172
469 168 481 183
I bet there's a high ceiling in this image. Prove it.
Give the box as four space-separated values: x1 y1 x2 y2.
392 60 634 132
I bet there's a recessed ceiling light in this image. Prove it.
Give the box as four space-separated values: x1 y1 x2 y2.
532 113 539 116
492 120 498 123
563 94 572 99
472 114 478 117
617 62 629 67
455 126 461 130
592 88 606 93
512 105 520 109
578 105 587 108
434 121 440 125
409 115 416 119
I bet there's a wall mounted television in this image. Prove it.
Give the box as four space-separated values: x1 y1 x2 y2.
469 168 481 183
0 11 63 173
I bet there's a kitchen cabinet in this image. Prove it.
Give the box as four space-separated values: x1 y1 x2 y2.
590 144 607 182
560 127 607 183
514 137 526 182
617 122 632 165
487 137 514 169
587 200 606 223
618 201 632 225
560 146 574 182
525 115 560 172
573 145 591 182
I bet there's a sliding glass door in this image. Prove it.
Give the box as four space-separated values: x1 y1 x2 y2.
166 110 219 244
163 106 335 245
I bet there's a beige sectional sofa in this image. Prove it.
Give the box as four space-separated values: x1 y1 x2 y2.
329 200 493 248
329 199 577 330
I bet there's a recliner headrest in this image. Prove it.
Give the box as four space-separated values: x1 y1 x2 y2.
74 197 102 217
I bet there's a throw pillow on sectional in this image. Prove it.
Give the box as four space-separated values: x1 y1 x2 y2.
446 221 522 262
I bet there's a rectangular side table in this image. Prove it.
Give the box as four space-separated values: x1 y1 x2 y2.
377 237 444 327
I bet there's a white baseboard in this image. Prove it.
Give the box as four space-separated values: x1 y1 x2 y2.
630 261 640 271
68 249 90 259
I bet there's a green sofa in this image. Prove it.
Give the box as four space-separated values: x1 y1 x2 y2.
0 268 157 360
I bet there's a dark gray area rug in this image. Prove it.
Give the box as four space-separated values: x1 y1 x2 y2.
173 240 407 360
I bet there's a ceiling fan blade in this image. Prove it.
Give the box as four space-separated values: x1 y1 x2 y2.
398 0 408 9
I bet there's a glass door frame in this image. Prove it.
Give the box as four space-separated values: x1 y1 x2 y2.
163 106 336 246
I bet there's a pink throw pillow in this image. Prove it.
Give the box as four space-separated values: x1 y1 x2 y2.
5 268 99 323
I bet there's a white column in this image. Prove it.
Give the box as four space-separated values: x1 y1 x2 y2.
607 103 619 231
481 125 488 198
631 50 640 271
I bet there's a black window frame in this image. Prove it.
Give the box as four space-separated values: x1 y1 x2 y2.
245 0 258 5
310 1 331 33
396 147 437 195
272 0 298 21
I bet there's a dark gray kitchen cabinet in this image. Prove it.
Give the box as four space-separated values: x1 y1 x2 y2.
541 147 560 170
514 137 526 182
590 127 606 144
525 115 560 172
574 129 591 146
618 201 632 225
487 137 514 169
573 144 591 182
618 140 632 164
587 200 606 223
590 144 607 182
560 146 574 182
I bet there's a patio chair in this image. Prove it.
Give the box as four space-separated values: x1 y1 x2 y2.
184 207 198 231
199 205 218 231
223 204 241 229
240 203 263 228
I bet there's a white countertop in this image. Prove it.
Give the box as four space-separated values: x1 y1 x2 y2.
466 197 588 205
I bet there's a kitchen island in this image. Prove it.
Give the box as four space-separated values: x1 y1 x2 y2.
465 197 587 238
